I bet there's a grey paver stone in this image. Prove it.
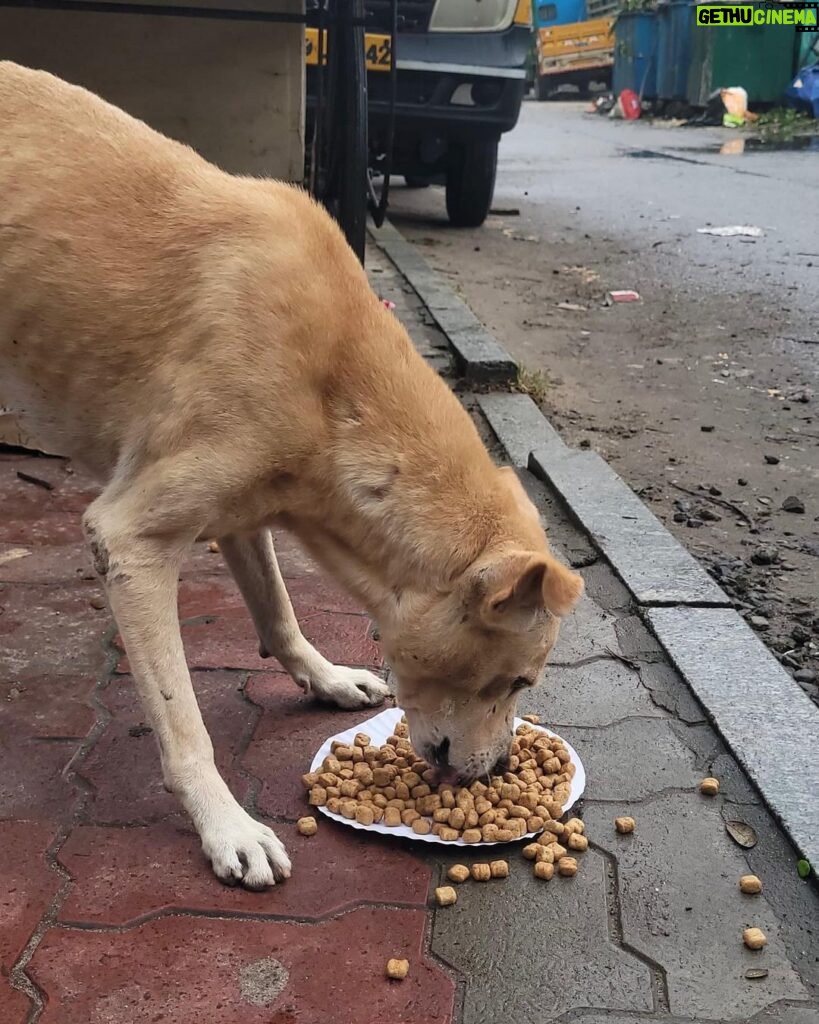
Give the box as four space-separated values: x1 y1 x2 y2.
477 392 567 468
532 660 666 730
431 848 653 1023
551 592 621 665
647 606 819 867
557 718 703 801
529 449 730 606
584 794 811 1020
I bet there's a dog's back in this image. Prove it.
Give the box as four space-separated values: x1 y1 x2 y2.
0 62 369 472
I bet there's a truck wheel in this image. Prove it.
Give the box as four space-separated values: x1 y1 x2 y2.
404 176 430 188
445 138 498 228
536 74 552 101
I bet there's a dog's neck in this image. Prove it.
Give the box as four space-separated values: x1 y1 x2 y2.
278 309 529 617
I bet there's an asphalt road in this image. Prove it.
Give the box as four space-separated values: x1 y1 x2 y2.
390 98 818 697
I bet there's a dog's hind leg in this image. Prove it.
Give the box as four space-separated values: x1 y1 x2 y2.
219 529 391 709
83 484 291 889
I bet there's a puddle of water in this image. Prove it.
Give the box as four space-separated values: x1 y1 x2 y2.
624 135 819 161
683 135 819 156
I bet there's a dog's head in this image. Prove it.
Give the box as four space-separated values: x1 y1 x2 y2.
378 470 583 784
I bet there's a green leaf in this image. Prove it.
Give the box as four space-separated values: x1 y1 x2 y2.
797 859 811 879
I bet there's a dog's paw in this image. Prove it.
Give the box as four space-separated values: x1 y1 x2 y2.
311 666 391 710
200 809 291 890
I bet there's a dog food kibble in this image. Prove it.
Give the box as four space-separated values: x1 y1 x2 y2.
435 885 458 906
522 843 540 860
355 805 375 826
305 717 585 848
567 833 589 852
297 816 318 836
447 864 471 883
557 856 578 876
490 860 509 879
699 777 720 796
386 958 410 980
740 874 763 895
615 816 636 834
522 714 540 724
471 863 492 882
534 860 554 880
743 927 767 950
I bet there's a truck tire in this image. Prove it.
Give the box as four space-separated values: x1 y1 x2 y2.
404 176 430 188
445 138 498 228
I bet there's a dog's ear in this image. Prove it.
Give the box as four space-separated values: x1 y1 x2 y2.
541 554 584 617
477 552 583 626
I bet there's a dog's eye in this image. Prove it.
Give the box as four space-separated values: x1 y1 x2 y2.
511 676 532 692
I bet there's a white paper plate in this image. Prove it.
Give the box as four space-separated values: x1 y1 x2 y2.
310 706 586 846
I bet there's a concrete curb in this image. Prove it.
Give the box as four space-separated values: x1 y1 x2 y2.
368 220 518 383
376 220 819 865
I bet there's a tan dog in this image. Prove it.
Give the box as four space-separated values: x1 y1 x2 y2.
0 62 583 888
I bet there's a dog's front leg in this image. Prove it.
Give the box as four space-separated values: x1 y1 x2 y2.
219 529 390 709
83 496 291 889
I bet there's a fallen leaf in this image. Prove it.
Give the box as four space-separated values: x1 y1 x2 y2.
745 968 769 980
725 820 758 849
797 859 811 879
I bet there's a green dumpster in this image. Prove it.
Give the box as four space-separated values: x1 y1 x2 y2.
687 2 797 105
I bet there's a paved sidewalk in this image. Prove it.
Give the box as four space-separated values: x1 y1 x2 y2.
0 243 816 1024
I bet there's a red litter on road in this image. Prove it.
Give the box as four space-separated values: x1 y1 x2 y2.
607 290 641 303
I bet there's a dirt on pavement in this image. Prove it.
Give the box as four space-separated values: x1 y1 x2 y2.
392 192 818 704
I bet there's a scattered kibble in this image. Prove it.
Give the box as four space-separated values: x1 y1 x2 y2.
471 863 492 882
435 885 457 907
522 843 540 860
699 777 720 796
615 816 636 834
557 856 578 877
522 714 541 724
447 864 470 883
568 833 588 852
739 875 763 895
386 958 409 980
296 816 317 837
490 860 509 879
208 540 220 553
743 927 767 950
534 861 554 880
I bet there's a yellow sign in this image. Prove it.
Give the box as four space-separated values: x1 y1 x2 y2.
305 29 392 71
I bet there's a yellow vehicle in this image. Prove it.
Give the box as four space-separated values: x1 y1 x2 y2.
534 0 616 98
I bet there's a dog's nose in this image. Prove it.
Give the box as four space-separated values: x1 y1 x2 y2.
428 737 451 769
491 753 510 776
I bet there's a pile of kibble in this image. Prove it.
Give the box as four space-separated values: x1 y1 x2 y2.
302 717 576 844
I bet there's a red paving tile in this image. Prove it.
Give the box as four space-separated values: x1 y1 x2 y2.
79 673 255 824
0 542 94 584
58 816 431 925
0 457 98 546
0 980 30 1024
242 673 382 820
30 909 454 1024
0 581 109 681
0 822 60 981
0 674 96 819
118 598 380 671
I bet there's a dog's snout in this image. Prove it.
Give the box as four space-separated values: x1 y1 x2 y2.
491 753 510 776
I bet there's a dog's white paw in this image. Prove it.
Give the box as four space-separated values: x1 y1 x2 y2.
311 666 391 710
200 808 291 890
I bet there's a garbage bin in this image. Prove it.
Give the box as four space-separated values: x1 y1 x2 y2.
656 1 695 102
613 10 659 100
687 2 797 106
